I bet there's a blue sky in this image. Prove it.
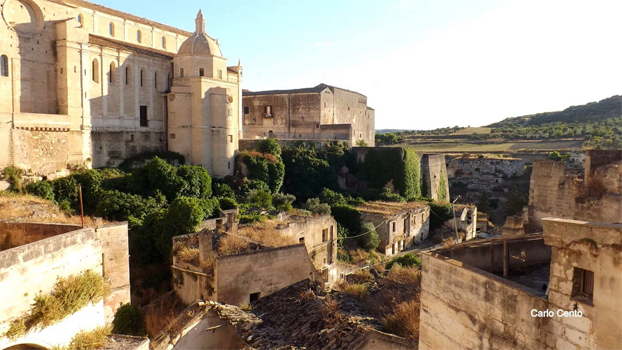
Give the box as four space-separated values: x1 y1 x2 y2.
97 0 622 129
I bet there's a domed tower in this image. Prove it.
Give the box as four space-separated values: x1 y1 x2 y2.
167 10 242 178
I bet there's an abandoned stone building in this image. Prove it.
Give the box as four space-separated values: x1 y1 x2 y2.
153 280 413 350
0 220 130 349
527 150 622 231
419 218 622 350
171 211 339 307
242 83 376 147
358 201 430 256
0 0 242 178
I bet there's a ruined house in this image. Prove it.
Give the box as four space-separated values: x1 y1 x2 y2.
0 221 130 349
419 218 622 350
358 201 430 256
242 84 376 147
527 150 622 231
172 212 339 307
153 279 413 350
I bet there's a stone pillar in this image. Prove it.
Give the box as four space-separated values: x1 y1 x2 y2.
198 229 213 262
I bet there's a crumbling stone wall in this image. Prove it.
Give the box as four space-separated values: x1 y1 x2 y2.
0 222 81 250
447 157 525 179
421 154 450 201
215 244 321 306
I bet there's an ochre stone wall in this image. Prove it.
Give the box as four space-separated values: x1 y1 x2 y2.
97 223 131 322
0 221 81 249
215 245 320 306
421 154 450 201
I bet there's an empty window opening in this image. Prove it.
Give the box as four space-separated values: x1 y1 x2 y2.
140 68 144 87
572 267 594 304
217 69 223 79
404 218 408 234
92 58 99 83
199 68 205 76
140 106 148 127
264 105 272 117
179 68 184 77
0 55 7 77
392 222 396 232
137 30 142 43
244 106 249 114
109 62 116 83
322 228 328 242
170 133 176 139
299 237 305 243
154 71 157 89
125 65 131 85
109 22 114 36
77 14 83 25
250 292 261 303
228 135 233 143
130 134 134 142
228 162 231 170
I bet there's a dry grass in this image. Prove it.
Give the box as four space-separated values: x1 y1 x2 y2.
142 293 183 338
201 252 216 275
349 269 374 284
176 246 199 266
382 299 420 340
386 265 421 285
0 193 103 226
443 236 456 248
320 296 347 327
357 201 427 216
58 325 112 350
344 284 368 300
236 221 298 248
217 234 252 255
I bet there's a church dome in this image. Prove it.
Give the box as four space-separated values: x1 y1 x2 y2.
177 10 222 57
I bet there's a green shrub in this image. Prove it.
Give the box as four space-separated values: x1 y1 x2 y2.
213 182 235 199
386 253 422 269
302 198 331 215
119 150 185 171
239 211 267 224
256 138 282 157
344 284 368 299
52 176 80 208
199 197 220 219
379 187 405 202
331 204 361 234
94 190 166 223
437 170 448 202
244 189 273 209
428 201 452 231
219 197 237 210
131 157 186 201
355 139 368 147
61 325 112 350
3 166 24 192
272 192 296 211
177 165 212 199
359 222 380 251
25 181 55 201
319 188 347 206
112 304 146 336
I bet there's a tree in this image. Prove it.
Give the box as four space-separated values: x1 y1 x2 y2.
505 187 528 217
477 191 492 215
355 139 368 147
358 222 379 251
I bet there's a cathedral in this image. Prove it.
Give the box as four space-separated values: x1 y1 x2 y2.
0 0 242 178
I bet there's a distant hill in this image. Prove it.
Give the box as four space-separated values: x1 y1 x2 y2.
376 129 408 134
488 95 621 128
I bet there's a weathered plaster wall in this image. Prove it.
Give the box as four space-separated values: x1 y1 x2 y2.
419 252 594 350
361 205 430 256
215 245 321 306
0 221 81 249
543 218 622 350
97 223 131 322
171 309 244 350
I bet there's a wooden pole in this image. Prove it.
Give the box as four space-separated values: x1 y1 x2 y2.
78 185 84 228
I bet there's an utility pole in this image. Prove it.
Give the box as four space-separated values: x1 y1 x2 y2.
78 186 84 228
452 195 461 241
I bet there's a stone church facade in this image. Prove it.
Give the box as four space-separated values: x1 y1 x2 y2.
0 0 242 178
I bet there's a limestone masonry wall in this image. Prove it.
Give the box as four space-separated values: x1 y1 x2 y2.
215 244 321 306
0 221 81 249
421 154 450 201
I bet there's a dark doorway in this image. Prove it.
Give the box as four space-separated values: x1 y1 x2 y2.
250 292 261 303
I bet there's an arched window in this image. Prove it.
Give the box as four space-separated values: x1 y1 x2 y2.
137 30 142 43
162 36 166 49
77 14 83 26
125 65 131 85
0 55 8 77
92 58 99 83
109 62 116 83
109 22 114 36
140 68 145 87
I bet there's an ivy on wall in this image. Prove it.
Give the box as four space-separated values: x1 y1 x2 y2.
437 169 448 202
354 148 421 200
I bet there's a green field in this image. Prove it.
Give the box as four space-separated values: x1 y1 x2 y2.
449 127 492 135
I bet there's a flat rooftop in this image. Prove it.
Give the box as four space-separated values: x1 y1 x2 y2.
357 201 428 216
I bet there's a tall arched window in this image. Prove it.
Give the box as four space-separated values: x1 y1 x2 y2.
137 30 142 43
109 62 116 83
140 68 145 87
77 14 83 26
92 58 99 83
109 22 114 36
162 36 166 49
0 55 8 77
125 65 131 85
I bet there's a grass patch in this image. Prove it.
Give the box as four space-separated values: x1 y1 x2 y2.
344 284 368 300
52 325 112 350
4 270 107 339
382 299 420 339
